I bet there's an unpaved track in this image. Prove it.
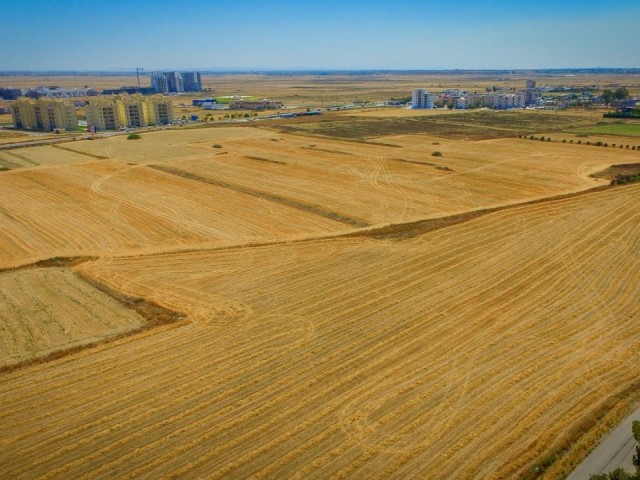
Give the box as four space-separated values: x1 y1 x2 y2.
1 183 638 479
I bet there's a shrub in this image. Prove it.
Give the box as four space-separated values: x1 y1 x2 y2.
570 139 574 143
586 141 591 145
547 137 551 142
562 139 566 143
212 144 223 148
530 135 535 140
432 142 440 145
540 136 545 141
432 151 443 157
578 140 582 144
127 133 141 140
596 141 603 147
604 143 608 147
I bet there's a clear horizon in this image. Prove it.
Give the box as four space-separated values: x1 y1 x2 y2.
2 0 640 71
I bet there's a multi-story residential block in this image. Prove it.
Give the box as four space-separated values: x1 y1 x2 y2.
86 95 174 131
166 72 184 93
411 89 436 109
147 96 174 124
11 98 78 131
493 93 525 110
181 72 202 92
86 98 125 131
151 71 201 94
519 88 542 107
151 73 170 94
122 95 150 128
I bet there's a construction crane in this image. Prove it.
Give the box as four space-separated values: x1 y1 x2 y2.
108 67 145 90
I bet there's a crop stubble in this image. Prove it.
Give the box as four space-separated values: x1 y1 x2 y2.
0 182 638 479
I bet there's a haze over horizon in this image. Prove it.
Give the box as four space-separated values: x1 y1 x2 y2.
3 0 640 71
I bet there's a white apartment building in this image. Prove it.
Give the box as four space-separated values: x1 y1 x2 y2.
411 88 436 109
493 93 525 110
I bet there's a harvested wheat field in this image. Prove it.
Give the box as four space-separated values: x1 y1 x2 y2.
0 182 638 479
3 122 634 268
0 267 145 366
0 157 349 268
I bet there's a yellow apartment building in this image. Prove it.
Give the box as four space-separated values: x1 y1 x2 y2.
11 98 78 131
86 95 174 131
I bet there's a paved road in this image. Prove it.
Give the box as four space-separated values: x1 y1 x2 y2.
567 408 639 479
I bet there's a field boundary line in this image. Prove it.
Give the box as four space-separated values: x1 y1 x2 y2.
56 179 635 266
51 143 110 160
149 164 370 228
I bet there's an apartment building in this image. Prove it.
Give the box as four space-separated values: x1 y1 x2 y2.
122 95 150 127
151 73 170 94
493 93 526 110
151 71 201 93
147 96 174 124
86 98 125 131
411 89 436 109
86 95 174 131
181 72 202 92
11 98 78 131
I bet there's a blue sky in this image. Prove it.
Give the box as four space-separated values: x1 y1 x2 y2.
2 0 639 70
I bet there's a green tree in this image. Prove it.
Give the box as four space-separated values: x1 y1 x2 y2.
602 89 615 105
614 87 630 100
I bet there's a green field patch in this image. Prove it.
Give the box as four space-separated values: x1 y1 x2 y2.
570 123 640 137
279 111 598 140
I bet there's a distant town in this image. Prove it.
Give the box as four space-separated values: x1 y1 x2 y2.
0 71 638 133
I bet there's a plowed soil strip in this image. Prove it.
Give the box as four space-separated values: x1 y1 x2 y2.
150 164 369 228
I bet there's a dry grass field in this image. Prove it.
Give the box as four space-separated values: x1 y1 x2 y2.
1 79 640 479
0 182 638 479
0 268 145 366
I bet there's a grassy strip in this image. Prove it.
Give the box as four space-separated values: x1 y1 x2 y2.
245 155 287 165
0 266 185 375
150 164 369 228
51 143 109 159
279 111 597 141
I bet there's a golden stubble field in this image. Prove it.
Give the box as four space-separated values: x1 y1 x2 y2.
0 182 638 479
1 102 640 479
2 121 637 270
